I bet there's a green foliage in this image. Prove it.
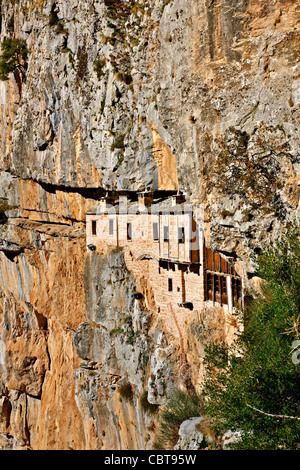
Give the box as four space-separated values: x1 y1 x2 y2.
204 341 229 372
107 21 117 28
139 390 159 415
153 388 203 450
109 327 124 336
93 58 106 80
203 223 300 449
126 329 140 345
113 154 124 172
104 0 135 21
142 354 149 367
0 38 28 81
111 133 125 151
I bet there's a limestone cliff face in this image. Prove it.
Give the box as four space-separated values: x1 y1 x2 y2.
0 0 299 449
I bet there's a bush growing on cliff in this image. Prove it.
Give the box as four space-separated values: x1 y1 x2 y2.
93 58 106 80
104 0 134 20
153 388 203 450
110 133 125 151
139 390 159 415
118 382 134 403
0 37 28 81
203 223 300 449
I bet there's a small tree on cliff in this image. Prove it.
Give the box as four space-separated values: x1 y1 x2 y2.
203 222 300 449
0 37 28 82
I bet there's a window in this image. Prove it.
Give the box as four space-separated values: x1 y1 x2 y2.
214 275 219 293
178 226 185 244
92 220 97 236
207 273 213 301
153 222 159 241
127 222 132 241
214 274 221 303
109 219 114 235
168 278 173 292
221 276 228 305
232 278 242 305
163 226 169 242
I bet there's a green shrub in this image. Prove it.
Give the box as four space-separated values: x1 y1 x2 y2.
142 354 149 367
104 0 134 21
113 154 124 171
93 58 106 80
0 38 28 81
139 390 159 415
111 133 125 151
109 327 124 336
126 329 140 345
153 388 202 450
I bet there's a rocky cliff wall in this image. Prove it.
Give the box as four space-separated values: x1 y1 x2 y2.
0 0 299 449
